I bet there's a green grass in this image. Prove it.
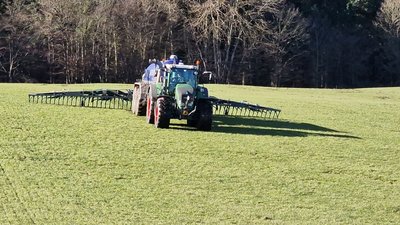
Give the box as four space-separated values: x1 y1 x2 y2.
1 83 399 224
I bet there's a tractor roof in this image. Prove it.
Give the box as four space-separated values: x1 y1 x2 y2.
165 64 198 70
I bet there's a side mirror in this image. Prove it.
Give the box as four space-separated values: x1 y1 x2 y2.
199 71 213 84
203 71 213 80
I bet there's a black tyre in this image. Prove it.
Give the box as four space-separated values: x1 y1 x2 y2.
146 95 154 124
154 97 170 128
196 101 213 131
187 118 197 127
138 102 146 116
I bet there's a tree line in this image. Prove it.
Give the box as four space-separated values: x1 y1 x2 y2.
0 0 399 87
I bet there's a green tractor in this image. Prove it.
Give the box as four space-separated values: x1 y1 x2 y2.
28 57 281 129
131 59 213 130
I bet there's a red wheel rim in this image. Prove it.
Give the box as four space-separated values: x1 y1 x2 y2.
154 100 159 125
147 97 151 120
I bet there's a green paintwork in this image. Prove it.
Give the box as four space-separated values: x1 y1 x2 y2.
152 65 209 118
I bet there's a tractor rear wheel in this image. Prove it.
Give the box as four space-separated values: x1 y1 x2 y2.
154 97 170 128
196 101 213 131
146 95 154 124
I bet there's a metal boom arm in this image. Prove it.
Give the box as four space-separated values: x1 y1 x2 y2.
28 89 281 119
28 89 132 110
209 98 281 119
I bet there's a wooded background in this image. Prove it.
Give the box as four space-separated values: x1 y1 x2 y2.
0 0 399 87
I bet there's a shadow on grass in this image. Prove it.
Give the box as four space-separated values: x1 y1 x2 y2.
171 116 360 139
214 116 340 133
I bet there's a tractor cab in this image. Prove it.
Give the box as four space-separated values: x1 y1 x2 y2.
166 65 198 95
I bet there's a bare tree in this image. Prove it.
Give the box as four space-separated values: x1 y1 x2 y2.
113 0 180 80
375 0 400 85
375 0 400 38
262 3 309 87
186 0 282 83
36 0 82 83
0 0 35 82
33 0 182 84
36 0 120 83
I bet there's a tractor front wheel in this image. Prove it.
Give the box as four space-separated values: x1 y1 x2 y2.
187 118 197 127
196 101 213 131
146 95 154 124
154 97 170 129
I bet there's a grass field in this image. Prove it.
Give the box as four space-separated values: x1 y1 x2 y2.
0 83 399 224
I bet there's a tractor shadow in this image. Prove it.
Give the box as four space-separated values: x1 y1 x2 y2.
171 116 360 139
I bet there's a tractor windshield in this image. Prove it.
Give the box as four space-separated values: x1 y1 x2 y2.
169 68 197 89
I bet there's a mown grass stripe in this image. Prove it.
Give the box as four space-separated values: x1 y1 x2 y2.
0 162 36 224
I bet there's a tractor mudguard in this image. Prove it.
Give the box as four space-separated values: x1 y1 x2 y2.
196 86 209 99
156 95 174 101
